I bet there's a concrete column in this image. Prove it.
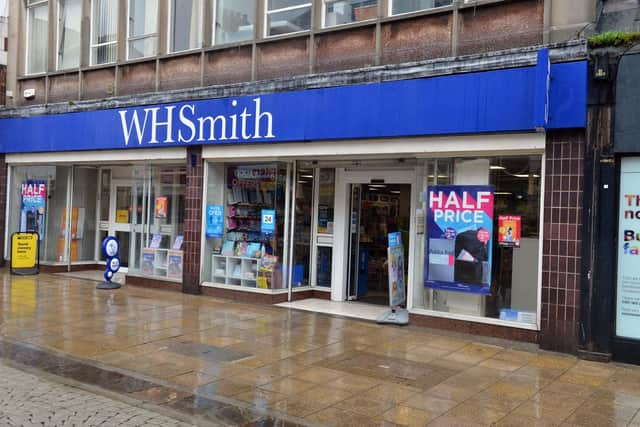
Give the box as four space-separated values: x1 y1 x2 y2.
182 146 204 295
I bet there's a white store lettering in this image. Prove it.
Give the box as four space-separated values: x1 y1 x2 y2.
118 98 275 146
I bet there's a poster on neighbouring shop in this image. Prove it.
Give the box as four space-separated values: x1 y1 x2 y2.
20 181 47 241
387 232 406 307
206 205 224 238
498 215 522 247
616 158 640 340
425 185 494 294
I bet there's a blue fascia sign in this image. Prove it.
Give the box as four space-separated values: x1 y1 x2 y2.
0 55 587 154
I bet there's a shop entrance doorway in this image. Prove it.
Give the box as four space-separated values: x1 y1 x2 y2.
347 182 411 305
100 180 133 267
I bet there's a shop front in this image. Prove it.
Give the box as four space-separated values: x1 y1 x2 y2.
4 150 188 288
0 48 587 341
198 138 547 333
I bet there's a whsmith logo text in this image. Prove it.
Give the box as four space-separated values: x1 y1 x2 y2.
118 98 275 146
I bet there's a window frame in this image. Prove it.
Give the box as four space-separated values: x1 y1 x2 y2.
89 0 118 66
126 0 159 60
168 0 203 53
387 0 454 17
264 0 312 38
321 0 379 29
25 0 49 75
56 0 82 70
212 0 257 46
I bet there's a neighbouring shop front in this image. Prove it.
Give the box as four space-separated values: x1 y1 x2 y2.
612 51 640 363
0 49 587 340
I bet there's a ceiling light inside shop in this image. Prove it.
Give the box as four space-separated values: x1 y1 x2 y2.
390 190 401 194
490 165 506 170
513 174 540 178
495 192 513 196
301 175 314 178
369 184 387 188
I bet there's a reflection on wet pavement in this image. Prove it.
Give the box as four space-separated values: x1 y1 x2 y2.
1 272 640 426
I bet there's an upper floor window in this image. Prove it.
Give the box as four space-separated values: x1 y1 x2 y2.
266 0 311 37
214 0 255 45
90 0 118 65
57 0 81 69
390 0 453 15
26 0 48 74
127 0 158 59
169 0 202 52
323 0 377 27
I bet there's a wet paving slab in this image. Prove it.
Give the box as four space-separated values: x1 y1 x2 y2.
0 338 312 426
3 272 640 426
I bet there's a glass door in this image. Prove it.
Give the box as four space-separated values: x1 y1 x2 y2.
347 184 362 300
109 180 133 267
345 177 412 305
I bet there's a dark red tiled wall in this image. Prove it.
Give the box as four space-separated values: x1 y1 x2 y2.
540 130 585 353
0 155 6 266
183 146 203 294
0 66 5 105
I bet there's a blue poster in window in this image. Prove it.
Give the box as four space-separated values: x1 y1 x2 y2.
206 205 224 238
261 209 276 235
425 185 494 294
388 233 406 307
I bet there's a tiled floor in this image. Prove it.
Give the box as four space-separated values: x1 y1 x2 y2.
276 298 389 321
55 269 126 284
1 271 640 426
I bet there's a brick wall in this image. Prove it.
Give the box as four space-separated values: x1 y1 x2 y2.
540 130 585 353
182 146 203 295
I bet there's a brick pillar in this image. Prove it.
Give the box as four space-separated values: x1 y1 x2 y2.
0 155 6 267
539 130 585 353
182 146 203 295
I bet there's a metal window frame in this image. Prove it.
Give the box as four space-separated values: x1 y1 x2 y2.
56 0 82 71
25 0 48 75
126 0 159 60
167 0 204 53
89 0 118 66
264 1 312 38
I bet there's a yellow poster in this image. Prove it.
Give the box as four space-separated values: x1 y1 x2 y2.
116 209 129 223
11 233 38 269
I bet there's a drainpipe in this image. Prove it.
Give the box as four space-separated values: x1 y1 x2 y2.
578 48 618 362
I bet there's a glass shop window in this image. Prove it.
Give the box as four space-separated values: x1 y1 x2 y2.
203 162 288 290
416 155 542 326
317 168 335 234
127 166 186 281
8 165 69 263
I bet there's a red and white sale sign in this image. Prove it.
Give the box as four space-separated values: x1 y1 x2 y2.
498 215 521 247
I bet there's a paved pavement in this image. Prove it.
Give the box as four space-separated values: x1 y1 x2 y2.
0 360 193 426
1 271 640 426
